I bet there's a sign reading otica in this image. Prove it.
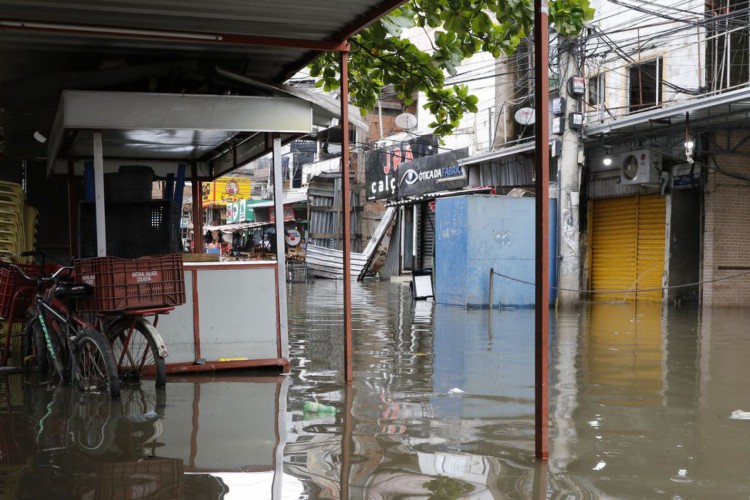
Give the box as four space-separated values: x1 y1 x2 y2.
365 135 439 201
395 147 469 199
401 164 464 185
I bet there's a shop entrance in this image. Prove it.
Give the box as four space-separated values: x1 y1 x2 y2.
590 194 666 302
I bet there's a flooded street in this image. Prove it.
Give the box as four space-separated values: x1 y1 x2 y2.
2 279 750 498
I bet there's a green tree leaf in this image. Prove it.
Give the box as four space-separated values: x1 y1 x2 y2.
310 0 594 138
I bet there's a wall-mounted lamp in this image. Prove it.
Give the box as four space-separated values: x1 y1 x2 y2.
685 137 695 164
602 157 612 166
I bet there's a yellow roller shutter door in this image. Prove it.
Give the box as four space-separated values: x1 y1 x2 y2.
635 195 666 302
591 195 665 302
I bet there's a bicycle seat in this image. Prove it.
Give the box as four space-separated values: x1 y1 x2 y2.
54 283 93 301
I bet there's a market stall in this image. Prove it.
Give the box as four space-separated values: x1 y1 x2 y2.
45 90 320 372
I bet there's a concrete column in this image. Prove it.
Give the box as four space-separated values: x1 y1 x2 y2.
557 41 582 307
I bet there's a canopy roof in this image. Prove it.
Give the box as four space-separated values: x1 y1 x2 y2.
0 0 404 172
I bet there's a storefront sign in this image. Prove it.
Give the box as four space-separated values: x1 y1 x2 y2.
269 205 295 222
226 198 255 223
239 199 247 222
673 173 700 189
202 177 252 206
396 147 469 198
365 135 439 201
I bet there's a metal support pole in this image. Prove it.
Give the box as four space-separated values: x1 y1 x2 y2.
93 131 107 257
67 158 78 257
340 48 353 384
489 267 494 308
534 0 550 461
191 163 204 254
340 384 354 498
273 135 290 360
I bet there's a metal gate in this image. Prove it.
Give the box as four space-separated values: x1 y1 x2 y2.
419 202 435 271
591 195 666 302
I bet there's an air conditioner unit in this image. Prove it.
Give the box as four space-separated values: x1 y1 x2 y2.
620 149 662 185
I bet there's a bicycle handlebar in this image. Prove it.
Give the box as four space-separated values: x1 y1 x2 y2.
0 254 74 283
1 259 73 284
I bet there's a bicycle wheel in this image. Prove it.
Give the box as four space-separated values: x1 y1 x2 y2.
67 394 121 455
107 318 167 388
73 328 121 399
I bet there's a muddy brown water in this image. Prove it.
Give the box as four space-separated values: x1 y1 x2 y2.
1 279 749 498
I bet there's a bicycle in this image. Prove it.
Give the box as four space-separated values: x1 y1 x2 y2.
2 253 121 398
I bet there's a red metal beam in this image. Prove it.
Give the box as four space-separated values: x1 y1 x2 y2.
341 49 354 384
533 0 550 462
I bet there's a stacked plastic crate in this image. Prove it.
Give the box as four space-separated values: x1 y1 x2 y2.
0 181 25 262
0 181 31 365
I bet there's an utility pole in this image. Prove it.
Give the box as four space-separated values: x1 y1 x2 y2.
556 38 582 307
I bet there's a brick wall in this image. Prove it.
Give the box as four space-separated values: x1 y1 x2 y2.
703 131 750 306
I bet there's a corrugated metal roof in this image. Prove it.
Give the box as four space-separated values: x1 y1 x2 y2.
0 0 400 82
0 0 406 161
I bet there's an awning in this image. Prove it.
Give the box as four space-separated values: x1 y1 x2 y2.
459 139 550 166
46 90 315 178
584 86 750 139
205 220 274 233
243 192 309 209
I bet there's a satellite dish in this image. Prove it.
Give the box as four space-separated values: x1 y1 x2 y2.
395 112 418 130
514 107 536 126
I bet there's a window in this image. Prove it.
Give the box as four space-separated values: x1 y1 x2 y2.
588 73 605 109
706 0 750 92
629 58 662 113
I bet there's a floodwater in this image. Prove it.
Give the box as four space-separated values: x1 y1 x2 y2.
2 280 750 498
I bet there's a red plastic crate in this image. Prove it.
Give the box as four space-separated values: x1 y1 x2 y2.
0 263 61 319
74 254 186 312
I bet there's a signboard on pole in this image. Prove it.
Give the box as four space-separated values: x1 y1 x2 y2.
365 135 439 201
396 147 469 198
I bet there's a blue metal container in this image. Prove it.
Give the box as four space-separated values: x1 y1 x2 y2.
434 195 557 307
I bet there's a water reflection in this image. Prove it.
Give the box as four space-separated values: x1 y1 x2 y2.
0 374 300 499
287 281 543 498
4 281 750 498
583 301 664 407
287 281 750 498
